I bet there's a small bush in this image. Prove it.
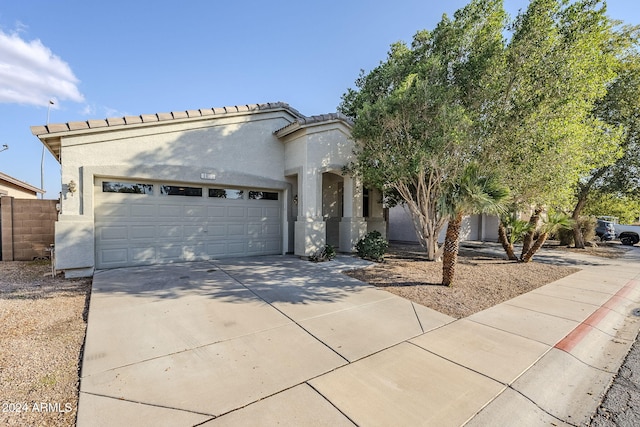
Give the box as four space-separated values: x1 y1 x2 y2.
309 244 336 262
557 216 596 245
356 230 389 262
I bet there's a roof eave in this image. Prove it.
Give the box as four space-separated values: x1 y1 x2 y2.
0 172 45 194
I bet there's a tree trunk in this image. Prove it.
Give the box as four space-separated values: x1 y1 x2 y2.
522 232 548 263
402 196 444 262
572 187 589 249
572 216 585 249
521 207 542 260
442 213 463 286
572 168 608 249
498 221 518 260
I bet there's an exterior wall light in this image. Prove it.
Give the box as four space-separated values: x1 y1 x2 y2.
68 180 77 195
293 195 298 205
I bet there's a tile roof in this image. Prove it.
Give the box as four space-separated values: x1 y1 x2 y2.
273 112 353 137
30 102 305 136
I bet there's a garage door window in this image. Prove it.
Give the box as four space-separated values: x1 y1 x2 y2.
249 191 278 200
102 182 153 195
209 188 244 199
160 185 203 197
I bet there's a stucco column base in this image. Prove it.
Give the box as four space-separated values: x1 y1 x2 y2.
339 217 367 253
366 219 387 239
295 218 326 257
55 216 95 277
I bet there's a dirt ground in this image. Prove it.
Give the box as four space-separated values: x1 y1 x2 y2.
345 242 628 319
0 261 91 427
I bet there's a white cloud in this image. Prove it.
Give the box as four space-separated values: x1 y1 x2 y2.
0 29 84 107
78 103 128 119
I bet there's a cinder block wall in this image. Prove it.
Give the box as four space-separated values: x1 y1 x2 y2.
0 196 58 261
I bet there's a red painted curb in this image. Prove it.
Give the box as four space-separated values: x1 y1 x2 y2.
555 279 639 353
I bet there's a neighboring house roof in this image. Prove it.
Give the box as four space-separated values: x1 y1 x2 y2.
0 171 44 195
31 102 354 162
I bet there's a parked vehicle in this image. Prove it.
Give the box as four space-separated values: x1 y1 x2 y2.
614 224 640 246
597 216 640 246
595 218 617 241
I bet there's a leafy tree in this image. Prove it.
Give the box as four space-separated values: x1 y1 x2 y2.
584 191 640 224
440 164 508 286
488 0 628 257
342 0 634 265
340 0 507 261
570 53 640 243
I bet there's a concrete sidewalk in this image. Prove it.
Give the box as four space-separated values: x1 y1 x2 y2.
77 248 640 426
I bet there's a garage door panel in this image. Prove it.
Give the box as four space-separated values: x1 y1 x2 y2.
208 206 225 217
157 245 183 260
99 203 129 218
100 226 128 241
228 206 245 218
227 224 245 236
158 205 182 218
131 226 155 239
206 243 226 256
248 241 265 251
131 247 156 263
266 240 280 251
158 225 182 238
100 248 128 264
265 207 279 217
264 223 281 236
227 242 246 255
184 206 206 218
131 204 156 219
247 207 263 218
247 223 262 237
207 225 226 237
184 225 206 239
182 243 207 260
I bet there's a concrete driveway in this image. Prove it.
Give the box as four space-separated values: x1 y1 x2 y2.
77 251 640 426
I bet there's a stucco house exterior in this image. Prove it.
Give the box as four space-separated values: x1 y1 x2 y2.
387 206 500 244
31 102 386 278
0 171 44 199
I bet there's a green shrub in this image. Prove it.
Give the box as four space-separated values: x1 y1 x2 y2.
309 244 336 262
356 230 389 262
557 216 596 245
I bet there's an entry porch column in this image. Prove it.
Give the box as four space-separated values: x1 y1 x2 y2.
294 167 326 257
339 176 367 252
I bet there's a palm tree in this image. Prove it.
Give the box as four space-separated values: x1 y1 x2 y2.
440 165 509 286
521 212 574 262
498 214 534 261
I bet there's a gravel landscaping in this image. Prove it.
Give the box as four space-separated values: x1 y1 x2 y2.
0 261 91 427
345 242 627 319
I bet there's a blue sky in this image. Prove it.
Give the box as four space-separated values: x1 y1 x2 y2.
1 1 638 198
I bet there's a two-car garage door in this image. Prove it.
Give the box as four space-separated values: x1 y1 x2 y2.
94 180 282 269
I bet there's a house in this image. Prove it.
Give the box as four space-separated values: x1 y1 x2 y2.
387 206 500 244
31 102 386 278
0 172 55 261
0 171 44 199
